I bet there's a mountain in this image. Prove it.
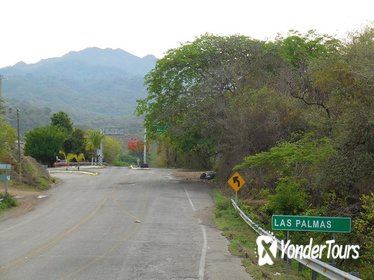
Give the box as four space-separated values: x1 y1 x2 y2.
0 47 157 135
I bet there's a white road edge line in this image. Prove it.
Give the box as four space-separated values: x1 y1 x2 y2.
199 223 207 280
183 186 207 280
184 186 196 211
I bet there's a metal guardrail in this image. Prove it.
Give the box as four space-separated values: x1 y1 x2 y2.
231 199 361 280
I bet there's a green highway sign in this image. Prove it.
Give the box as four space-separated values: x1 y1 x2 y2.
272 215 351 233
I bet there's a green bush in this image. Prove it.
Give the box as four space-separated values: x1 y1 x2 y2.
267 177 308 215
116 152 138 166
113 159 128 167
214 190 233 218
0 193 17 213
354 193 374 279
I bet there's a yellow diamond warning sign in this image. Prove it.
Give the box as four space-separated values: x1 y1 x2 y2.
228 172 246 192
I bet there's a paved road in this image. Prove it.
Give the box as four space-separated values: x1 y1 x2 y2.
0 167 251 280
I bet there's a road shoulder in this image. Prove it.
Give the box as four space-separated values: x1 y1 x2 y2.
173 170 253 279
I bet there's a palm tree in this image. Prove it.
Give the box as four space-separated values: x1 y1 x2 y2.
86 130 104 165
68 153 85 171
59 151 70 170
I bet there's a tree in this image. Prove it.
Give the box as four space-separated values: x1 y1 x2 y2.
217 88 307 176
86 130 104 165
137 34 273 169
235 133 335 176
63 128 86 155
103 136 122 164
50 112 86 157
68 153 85 171
138 34 269 135
234 133 336 210
58 150 70 170
354 193 374 279
24 126 66 166
51 111 73 134
128 138 144 164
317 27 374 205
0 120 16 161
274 30 340 69
273 30 342 121
59 151 85 170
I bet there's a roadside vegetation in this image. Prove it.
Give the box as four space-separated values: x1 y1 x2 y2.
0 112 52 212
0 109 125 213
1 107 132 190
24 111 124 167
137 26 374 278
0 193 17 214
214 191 310 280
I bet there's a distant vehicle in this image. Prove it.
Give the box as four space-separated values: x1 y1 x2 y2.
200 171 216 180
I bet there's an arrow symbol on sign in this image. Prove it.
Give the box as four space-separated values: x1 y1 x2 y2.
233 176 240 188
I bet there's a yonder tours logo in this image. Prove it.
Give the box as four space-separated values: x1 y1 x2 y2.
256 235 360 266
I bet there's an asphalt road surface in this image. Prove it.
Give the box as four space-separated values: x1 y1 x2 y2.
0 167 252 280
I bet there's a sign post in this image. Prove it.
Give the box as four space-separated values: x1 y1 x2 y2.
228 171 246 203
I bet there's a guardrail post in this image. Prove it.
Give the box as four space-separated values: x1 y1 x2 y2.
298 262 304 273
311 270 318 280
350 272 360 278
287 256 292 268
332 233 337 267
329 262 336 268
286 231 291 268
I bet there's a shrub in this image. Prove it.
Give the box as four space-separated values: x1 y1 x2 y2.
0 193 17 212
267 177 308 215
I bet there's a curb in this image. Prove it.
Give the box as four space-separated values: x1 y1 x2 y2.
129 165 150 170
48 170 99 176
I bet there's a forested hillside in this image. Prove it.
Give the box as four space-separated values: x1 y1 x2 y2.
1 47 157 134
137 27 374 278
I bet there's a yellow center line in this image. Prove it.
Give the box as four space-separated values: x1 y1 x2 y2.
111 191 142 221
59 222 142 280
0 197 108 274
59 187 151 280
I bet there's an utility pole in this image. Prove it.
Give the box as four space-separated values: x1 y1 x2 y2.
143 128 147 167
5 107 22 182
17 109 21 182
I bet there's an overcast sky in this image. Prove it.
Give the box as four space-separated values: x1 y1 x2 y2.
0 0 372 68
